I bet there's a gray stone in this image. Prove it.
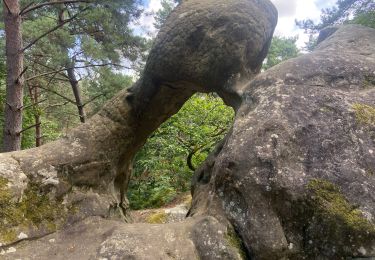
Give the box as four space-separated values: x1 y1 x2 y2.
2 216 242 260
190 24 375 259
0 0 277 252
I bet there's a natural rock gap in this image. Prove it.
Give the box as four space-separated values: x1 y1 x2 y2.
0 0 375 259
127 92 234 210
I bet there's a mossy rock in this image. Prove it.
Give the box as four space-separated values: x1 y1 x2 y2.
352 103 375 126
225 228 246 259
0 178 67 244
304 179 375 257
363 75 375 89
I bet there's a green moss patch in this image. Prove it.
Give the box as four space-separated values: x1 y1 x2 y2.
363 75 375 89
308 179 374 232
305 179 375 256
0 178 66 244
225 228 246 259
0 177 22 243
352 103 375 126
146 211 167 224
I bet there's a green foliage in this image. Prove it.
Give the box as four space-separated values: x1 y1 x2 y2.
297 0 374 33
20 96 37 149
297 0 375 51
350 11 375 28
82 68 134 116
128 94 234 209
0 0 144 149
263 36 300 70
154 0 177 29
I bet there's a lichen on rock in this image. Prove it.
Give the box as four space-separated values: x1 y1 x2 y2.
352 103 375 126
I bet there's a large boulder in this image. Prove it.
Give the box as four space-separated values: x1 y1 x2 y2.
0 0 277 250
1 0 374 259
1 216 244 260
190 24 375 259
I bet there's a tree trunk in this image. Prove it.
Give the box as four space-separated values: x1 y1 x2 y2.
2 0 24 152
33 86 42 147
57 7 85 123
27 85 42 147
67 65 85 123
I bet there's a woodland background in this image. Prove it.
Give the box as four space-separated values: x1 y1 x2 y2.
0 0 373 209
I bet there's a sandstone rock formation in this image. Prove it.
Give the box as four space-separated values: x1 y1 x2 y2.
0 0 277 255
1 0 375 259
190 24 375 259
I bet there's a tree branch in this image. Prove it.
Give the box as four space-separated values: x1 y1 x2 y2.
22 6 90 52
37 86 76 104
2 0 11 14
19 1 34 15
15 66 28 84
28 60 70 79
82 93 106 107
24 99 48 110
26 63 127 82
45 101 69 109
20 0 91 16
18 123 41 135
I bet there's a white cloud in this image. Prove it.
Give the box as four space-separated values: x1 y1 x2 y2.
134 0 337 48
148 0 162 10
272 0 298 17
271 0 336 48
131 0 163 37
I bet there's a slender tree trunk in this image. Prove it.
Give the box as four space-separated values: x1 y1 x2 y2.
67 65 85 123
33 86 42 147
2 0 24 152
27 85 42 147
57 7 85 123
35 114 42 147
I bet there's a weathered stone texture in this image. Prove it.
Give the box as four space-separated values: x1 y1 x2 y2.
0 0 277 256
190 24 375 259
1 0 374 259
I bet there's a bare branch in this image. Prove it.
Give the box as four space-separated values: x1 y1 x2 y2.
22 7 90 52
24 99 48 110
26 63 128 82
16 66 28 84
18 123 41 135
37 86 76 104
19 1 34 15
45 101 69 109
26 68 67 82
28 60 69 79
2 0 11 14
20 0 91 16
45 71 61 89
82 93 106 107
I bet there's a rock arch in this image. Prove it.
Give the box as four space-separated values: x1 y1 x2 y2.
1 0 375 259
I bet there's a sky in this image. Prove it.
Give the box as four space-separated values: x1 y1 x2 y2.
138 0 338 48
